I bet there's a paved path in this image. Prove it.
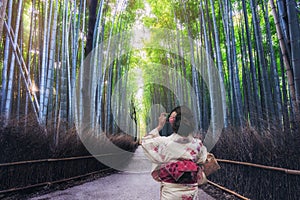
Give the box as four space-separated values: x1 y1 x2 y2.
30 147 215 200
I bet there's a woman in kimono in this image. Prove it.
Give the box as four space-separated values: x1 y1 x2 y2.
142 106 207 200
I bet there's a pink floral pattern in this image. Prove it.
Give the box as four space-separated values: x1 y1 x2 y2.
191 150 196 156
142 128 207 200
182 194 193 200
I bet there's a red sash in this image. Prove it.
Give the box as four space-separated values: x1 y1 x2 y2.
152 160 199 184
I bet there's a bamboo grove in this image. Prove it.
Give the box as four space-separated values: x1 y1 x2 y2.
0 0 300 142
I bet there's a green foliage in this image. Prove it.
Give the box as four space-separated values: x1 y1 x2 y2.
142 16 157 28
0 0 297 133
144 0 176 29
120 0 145 26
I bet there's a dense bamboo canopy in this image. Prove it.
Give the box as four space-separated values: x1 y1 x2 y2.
0 0 300 140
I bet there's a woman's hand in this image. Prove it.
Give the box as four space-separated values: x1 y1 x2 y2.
156 112 167 131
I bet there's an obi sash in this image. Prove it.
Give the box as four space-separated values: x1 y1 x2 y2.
152 160 199 184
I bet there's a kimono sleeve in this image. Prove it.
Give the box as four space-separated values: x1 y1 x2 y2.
196 143 208 164
141 128 166 164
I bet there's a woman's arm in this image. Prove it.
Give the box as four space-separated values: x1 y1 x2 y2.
143 112 167 139
141 113 168 164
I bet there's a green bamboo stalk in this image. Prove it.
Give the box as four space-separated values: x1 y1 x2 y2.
209 0 228 128
39 0 49 125
286 0 300 121
250 0 275 128
242 0 262 128
0 0 8 39
4 0 23 122
1 0 12 113
262 0 283 128
43 0 59 124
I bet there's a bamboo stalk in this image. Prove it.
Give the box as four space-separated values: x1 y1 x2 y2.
241 0 262 128
269 0 298 121
217 158 300 175
209 0 228 128
4 0 23 122
207 180 250 200
262 0 283 127
39 0 49 124
0 0 7 39
0 0 11 113
43 0 59 123
3 20 40 121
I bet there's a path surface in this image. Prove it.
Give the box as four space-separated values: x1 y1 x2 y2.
30 147 215 200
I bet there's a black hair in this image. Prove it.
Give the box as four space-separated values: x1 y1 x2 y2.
170 105 196 137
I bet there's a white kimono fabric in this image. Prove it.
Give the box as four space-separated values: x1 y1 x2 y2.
142 128 207 200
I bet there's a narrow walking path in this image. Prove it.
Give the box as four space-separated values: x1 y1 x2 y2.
30 147 215 200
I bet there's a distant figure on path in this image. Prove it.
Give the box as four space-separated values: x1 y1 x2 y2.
142 106 207 200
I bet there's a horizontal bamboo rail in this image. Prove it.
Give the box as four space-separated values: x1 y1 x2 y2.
207 180 250 200
217 159 300 175
0 168 113 194
1 155 298 198
0 153 126 167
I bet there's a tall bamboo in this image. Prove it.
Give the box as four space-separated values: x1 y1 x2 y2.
43 0 59 124
279 51 291 132
59 0 68 124
209 0 228 128
241 0 262 128
25 0 37 127
1 0 12 113
262 0 283 127
78 0 87 132
238 22 252 124
39 0 49 124
85 0 97 56
228 0 244 127
181 1 202 131
4 0 23 122
270 0 296 125
221 0 237 126
199 0 219 135
17 26 23 121
286 0 300 121
0 0 8 39
276 0 291 59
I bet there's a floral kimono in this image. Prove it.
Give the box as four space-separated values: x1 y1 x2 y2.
142 128 207 200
